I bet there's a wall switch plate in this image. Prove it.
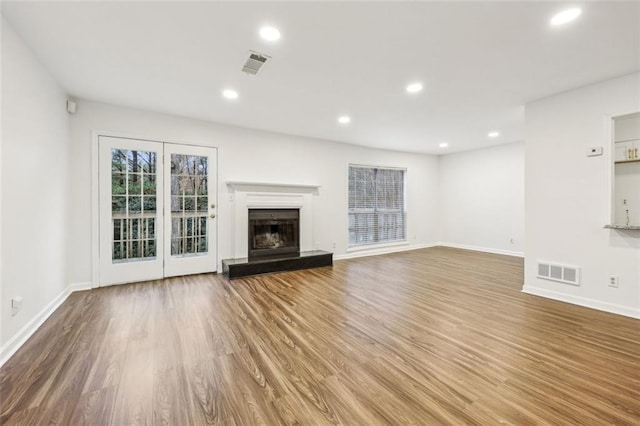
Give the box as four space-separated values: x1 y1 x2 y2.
11 296 23 316
586 147 603 157
609 276 619 288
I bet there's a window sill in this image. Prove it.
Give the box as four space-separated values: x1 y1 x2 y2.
346 240 409 253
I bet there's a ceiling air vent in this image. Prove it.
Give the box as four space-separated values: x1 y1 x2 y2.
242 52 270 75
537 260 580 286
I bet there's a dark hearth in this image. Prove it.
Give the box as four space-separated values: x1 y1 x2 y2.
248 209 299 258
222 250 333 279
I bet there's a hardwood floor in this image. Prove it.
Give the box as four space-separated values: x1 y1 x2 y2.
1 247 639 425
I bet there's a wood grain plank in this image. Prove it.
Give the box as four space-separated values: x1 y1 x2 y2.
1 247 638 425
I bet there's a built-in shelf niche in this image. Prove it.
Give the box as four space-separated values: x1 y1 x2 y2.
610 112 640 229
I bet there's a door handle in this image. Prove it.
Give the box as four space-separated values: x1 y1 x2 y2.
210 214 216 219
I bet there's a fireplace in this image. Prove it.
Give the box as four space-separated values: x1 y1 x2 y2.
248 209 300 258
222 182 332 278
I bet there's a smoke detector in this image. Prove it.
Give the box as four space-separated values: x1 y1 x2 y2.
242 52 270 76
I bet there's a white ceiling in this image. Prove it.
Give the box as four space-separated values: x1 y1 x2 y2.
2 1 639 154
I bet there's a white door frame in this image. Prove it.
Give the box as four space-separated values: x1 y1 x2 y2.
91 130 219 287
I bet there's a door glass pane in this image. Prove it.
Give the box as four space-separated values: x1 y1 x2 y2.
171 154 208 257
111 148 157 263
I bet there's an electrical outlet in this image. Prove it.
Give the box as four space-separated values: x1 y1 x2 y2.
609 276 619 288
510 237 515 244
11 297 23 316
332 242 336 249
622 199 628 206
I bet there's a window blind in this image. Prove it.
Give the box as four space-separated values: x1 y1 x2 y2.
348 165 406 246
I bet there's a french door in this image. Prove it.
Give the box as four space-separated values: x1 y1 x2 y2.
99 136 217 286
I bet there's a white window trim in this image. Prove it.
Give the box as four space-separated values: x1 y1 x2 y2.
346 163 408 249
346 240 410 253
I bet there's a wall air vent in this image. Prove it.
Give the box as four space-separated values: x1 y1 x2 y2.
537 260 580 286
242 52 270 75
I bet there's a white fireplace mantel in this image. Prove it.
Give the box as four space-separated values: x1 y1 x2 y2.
226 181 319 258
226 181 321 193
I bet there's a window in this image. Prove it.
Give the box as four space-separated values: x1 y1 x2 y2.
348 165 406 247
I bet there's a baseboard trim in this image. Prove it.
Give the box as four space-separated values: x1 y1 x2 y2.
67 282 93 293
522 285 640 319
438 242 524 258
0 282 93 368
334 242 438 260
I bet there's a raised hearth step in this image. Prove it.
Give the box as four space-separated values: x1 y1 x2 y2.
222 250 333 279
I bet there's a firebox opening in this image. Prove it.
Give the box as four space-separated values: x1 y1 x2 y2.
248 209 300 259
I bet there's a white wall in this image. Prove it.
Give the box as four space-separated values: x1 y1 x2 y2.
1 18 71 349
439 142 524 256
524 72 640 318
68 100 440 285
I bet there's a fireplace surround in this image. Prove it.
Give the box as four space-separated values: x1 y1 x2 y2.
225 181 318 258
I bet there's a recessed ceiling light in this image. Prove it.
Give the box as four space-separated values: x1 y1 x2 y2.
406 82 423 94
338 116 351 124
439 142 449 148
259 26 281 41
488 131 500 138
222 89 238 100
550 8 582 26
